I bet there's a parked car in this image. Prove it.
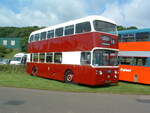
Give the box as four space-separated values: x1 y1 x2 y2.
0 59 11 64
10 53 30 65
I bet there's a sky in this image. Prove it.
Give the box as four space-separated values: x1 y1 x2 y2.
0 0 149 28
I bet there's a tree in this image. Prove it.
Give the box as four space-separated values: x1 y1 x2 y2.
127 26 138 30
20 37 28 52
117 26 125 31
0 26 41 38
0 45 9 58
117 25 138 31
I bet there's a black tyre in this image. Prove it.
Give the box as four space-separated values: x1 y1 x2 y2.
64 70 74 83
31 66 38 76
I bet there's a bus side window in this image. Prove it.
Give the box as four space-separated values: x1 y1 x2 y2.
54 53 62 63
39 53 45 63
41 32 47 40
47 30 54 39
122 34 135 42
119 57 133 65
55 27 64 37
136 32 149 41
35 34 40 41
75 22 91 34
29 35 34 42
81 52 91 65
65 25 74 36
147 58 150 67
46 53 53 63
134 57 147 66
33 53 39 62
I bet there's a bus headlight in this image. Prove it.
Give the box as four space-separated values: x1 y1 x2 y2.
107 75 111 79
96 70 103 75
114 75 118 79
114 70 118 74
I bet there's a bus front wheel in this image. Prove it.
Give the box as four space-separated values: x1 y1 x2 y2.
65 70 74 83
31 66 38 76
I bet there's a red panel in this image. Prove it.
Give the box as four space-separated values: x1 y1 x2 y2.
119 65 150 84
95 68 119 84
28 32 118 53
27 63 119 86
119 42 150 51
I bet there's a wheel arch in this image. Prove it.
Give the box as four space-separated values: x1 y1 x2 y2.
64 69 74 75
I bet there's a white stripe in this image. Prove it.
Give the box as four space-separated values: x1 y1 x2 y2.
119 51 150 57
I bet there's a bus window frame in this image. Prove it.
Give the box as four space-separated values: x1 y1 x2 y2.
47 30 55 39
46 53 54 63
55 27 64 37
54 52 62 64
80 51 91 65
119 56 133 65
64 25 75 36
41 32 47 40
39 53 45 63
91 48 119 67
93 20 117 35
29 35 34 43
136 32 149 42
133 57 148 66
35 34 40 41
75 21 91 34
33 53 39 63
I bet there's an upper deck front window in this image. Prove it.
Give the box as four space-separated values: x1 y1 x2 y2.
93 20 117 35
76 22 91 34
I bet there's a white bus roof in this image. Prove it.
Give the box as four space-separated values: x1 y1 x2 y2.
30 15 116 35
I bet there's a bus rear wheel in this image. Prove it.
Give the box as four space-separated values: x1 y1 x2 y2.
31 66 38 76
65 70 74 83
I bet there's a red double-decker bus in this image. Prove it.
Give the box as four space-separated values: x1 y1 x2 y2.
26 16 119 86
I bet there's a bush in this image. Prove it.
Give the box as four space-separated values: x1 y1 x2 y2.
20 37 28 52
0 45 13 58
0 64 26 73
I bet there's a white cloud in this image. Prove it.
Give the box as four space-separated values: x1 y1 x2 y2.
101 0 150 28
0 0 87 27
124 0 150 28
101 2 125 25
0 0 150 28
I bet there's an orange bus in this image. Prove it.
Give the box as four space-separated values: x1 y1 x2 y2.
26 16 119 86
119 28 150 84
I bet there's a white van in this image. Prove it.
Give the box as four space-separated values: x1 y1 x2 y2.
10 53 30 65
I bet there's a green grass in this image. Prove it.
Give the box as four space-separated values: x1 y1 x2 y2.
0 67 150 95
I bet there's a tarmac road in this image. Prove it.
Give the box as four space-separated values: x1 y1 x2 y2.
0 87 150 113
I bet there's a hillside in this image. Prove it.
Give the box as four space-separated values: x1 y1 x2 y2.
0 26 42 38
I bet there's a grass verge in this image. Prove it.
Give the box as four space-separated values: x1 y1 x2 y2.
0 66 150 95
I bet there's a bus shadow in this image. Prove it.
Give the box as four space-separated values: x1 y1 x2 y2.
75 83 118 88
120 80 150 86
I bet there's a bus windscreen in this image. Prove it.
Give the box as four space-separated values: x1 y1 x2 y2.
92 49 118 66
93 20 117 35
